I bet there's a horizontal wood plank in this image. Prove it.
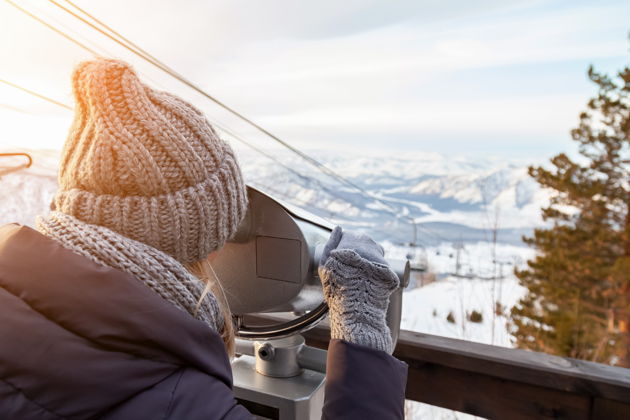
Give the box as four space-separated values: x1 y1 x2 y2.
393 330 630 405
406 361 590 420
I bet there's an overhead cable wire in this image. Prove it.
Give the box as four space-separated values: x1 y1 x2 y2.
252 181 414 246
16 0 373 212
251 175 418 246
55 0 451 245
4 0 98 56
0 79 72 110
0 103 35 115
0 78 361 232
0 0 366 230
52 0 372 192
47 0 417 222
13 0 172 94
21 0 111 56
411 220 449 244
192 113 363 218
43 0 417 230
12 0 444 246
4 1 364 234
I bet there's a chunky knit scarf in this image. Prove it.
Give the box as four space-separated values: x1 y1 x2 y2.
37 211 223 333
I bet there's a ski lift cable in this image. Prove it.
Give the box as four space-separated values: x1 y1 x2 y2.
204 120 361 217
34 0 442 246
416 223 449 243
40 0 425 241
0 72 360 225
15 3 347 211
0 103 34 115
8 0 167 93
9 0 445 246
252 180 405 244
0 76 360 237
56 0 448 246
0 2 362 235
45 0 422 225
249 179 357 218
14 0 404 226
34 0 173 93
0 79 72 111
168 97 362 218
4 0 98 56
20 0 110 56
44 0 365 188
252 180 416 246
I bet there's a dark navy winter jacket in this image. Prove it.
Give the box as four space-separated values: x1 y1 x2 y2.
0 224 407 419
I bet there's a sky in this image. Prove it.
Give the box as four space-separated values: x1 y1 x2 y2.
0 0 628 162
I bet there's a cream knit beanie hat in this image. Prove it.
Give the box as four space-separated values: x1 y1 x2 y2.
53 58 248 264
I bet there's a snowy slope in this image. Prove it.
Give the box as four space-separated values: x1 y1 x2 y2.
399 243 533 347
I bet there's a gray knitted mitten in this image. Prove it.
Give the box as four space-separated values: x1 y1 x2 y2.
318 226 400 354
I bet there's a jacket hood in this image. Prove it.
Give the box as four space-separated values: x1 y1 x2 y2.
0 224 232 419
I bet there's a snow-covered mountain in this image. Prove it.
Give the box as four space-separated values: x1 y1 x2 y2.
236 148 549 246
0 147 549 246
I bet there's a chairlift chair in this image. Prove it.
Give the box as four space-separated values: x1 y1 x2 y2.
409 248 428 272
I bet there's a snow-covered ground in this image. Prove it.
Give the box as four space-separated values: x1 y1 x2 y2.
394 241 534 419
400 250 531 347
0 148 542 420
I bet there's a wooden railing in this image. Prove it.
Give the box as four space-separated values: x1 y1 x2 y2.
265 319 630 419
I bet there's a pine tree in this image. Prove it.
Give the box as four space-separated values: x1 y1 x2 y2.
511 65 630 366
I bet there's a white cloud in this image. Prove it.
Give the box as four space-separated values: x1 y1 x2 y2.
257 94 585 131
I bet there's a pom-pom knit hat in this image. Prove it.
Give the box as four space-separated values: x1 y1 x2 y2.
53 58 248 264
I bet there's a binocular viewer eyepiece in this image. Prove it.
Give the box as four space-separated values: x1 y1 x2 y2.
209 187 410 343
